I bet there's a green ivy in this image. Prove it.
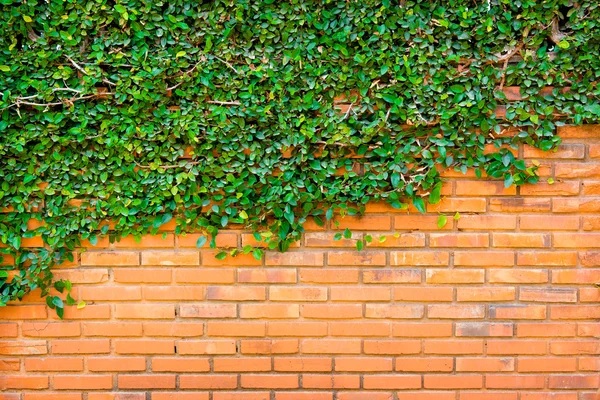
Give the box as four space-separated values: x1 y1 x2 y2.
1 0 599 314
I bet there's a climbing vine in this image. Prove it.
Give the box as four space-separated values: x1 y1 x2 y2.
1 0 600 315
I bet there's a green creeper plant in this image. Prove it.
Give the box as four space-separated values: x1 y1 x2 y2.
1 0 600 315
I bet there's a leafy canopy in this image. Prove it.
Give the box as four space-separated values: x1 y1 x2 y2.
1 0 599 315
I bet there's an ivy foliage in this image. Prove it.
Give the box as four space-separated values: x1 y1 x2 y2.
1 0 600 314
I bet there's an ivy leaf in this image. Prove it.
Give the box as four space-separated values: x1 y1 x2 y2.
215 251 227 260
454 212 461 220
252 248 263 261
437 214 448 228
413 197 426 213
23 15 32 22
0 270 8 279
333 233 342 241
343 228 351 239
429 183 442 204
196 235 207 248
356 240 364 251
77 301 87 309
0 65 9 72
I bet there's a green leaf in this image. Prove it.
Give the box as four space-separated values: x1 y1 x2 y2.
239 210 249 220
437 214 448 228
343 228 351 239
0 65 9 72
413 197 426 213
215 251 227 260
77 301 87 309
252 248 263 260
429 183 442 204
333 233 342 241
196 235 207 248
356 240 364 251
204 37 213 53
0 270 8 279
453 212 461 220
23 15 32 22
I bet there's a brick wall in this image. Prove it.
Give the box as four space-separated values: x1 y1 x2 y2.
1 126 600 400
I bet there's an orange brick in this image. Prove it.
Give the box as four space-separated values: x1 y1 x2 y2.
214 357 271 372
0 376 48 389
552 269 600 284
551 341 600 355
521 181 580 196
240 339 299 355
424 375 482 389
490 305 547 320
152 357 209 372
424 340 484 355
274 357 332 372
456 181 516 196
363 374 421 389
269 287 327 302
553 198 600 212
152 394 209 400
207 322 266 337
177 340 236 355
51 339 110 354
330 287 390 301
206 286 266 301
179 304 237 319
390 251 449 266
517 323 576 337
580 287 600 302
583 216 600 230
304 232 361 248
25 357 83 371
363 340 420 355
114 234 174 248
88 357 146 372
583 182 600 196
457 216 517 230
0 358 20 371
395 357 453 372
178 232 237 248
144 322 204 337
336 393 394 400
365 233 426 248
141 251 199 265
57 305 111 320
485 374 544 389
213 393 269 400
549 375 600 389
363 269 421 283
551 305 600 320
301 374 360 389
299 269 359 283
328 251 385 266
397 393 455 400
80 251 139 266
426 269 484 284
114 268 172 283
0 341 46 356
241 374 298 389
488 269 548 284
393 323 453 337
430 233 489 248
459 394 517 400
394 215 453 230
302 304 362 319
556 163 600 178
518 357 577 372
520 287 577 303
394 287 453 302
240 304 299 319
265 251 323 266
237 268 296 283
115 304 175 319
490 198 551 212
333 215 391 230
524 143 584 159
330 322 390 337
520 215 579 231
427 198 487 212
54 375 113 390
175 268 234 283
22 322 81 337
486 340 547 355
365 304 424 319
0 305 47 320
302 339 361 355
23 395 82 400
558 125 600 138
80 286 142 301
117 375 176 389
335 357 393 372
517 251 577 266
143 286 205 301
455 323 513 337
268 322 327 337
456 357 515 372
493 233 550 248
202 251 262 266
580 251 600 266
579 357 600 371
275 393 332 400
179 375 237 389
457 287 515 302
114 339 175 355
83 322 143 337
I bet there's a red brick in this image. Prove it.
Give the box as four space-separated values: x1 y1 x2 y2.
394 215 453 230
556 163 600 178
553 198 600 212
333 215 391 230
330 322 390 337
58 305 111 320
549 375 600 389
299 269 359 283
551 305 600 320
363 340 420 355
363 375 421 389
152 394 209 400
456 181 515 196
393 323 453 337
554 233 600 248
0 376 48 389
143 322 204 337
114 268 172 283
488 269 548 283
395 357 453 372
336 393 393 400
206 286 266 301
114 234 174 248
0 305 47 320
175 268 235 283
80 286 142 301
428 305 485 320
490 198 551 213
51 339 110 354
552 269 600 284
114 339 175 355
265 251 323 266
0 358 20 371
579 357 600 371
83 322 143 337
143 285 204 301
214 357 271 372
274 357 332 372
368 233 426 248
455 323 513 337
427 198 487 212
276 393 332 400
0 323 17 337
304 232 361 247
22 322 81 337
490 305 547 320
240 304 299 319
23 395 82 400
521 181 580 196
430 233 489 248
520 216 579 231
268 322 327 337
551 341 600 355
179 232 237 248
397 393 455 400
302 374 360 389
365 304 424 319
213 393 269 400
578 323 600 337
486 340 547 355
517 251 577 266
517 323 576 337
202 251 262 266
0 341 46 356
302 304 362 319
458 215 516 230
330 287 390 301
493 233 550 248
520 287 577 303
241 374 298 389
363 269 421 283
580 251 600 266
459 394 517 400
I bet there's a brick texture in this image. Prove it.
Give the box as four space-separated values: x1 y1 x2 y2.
1 127 599 398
